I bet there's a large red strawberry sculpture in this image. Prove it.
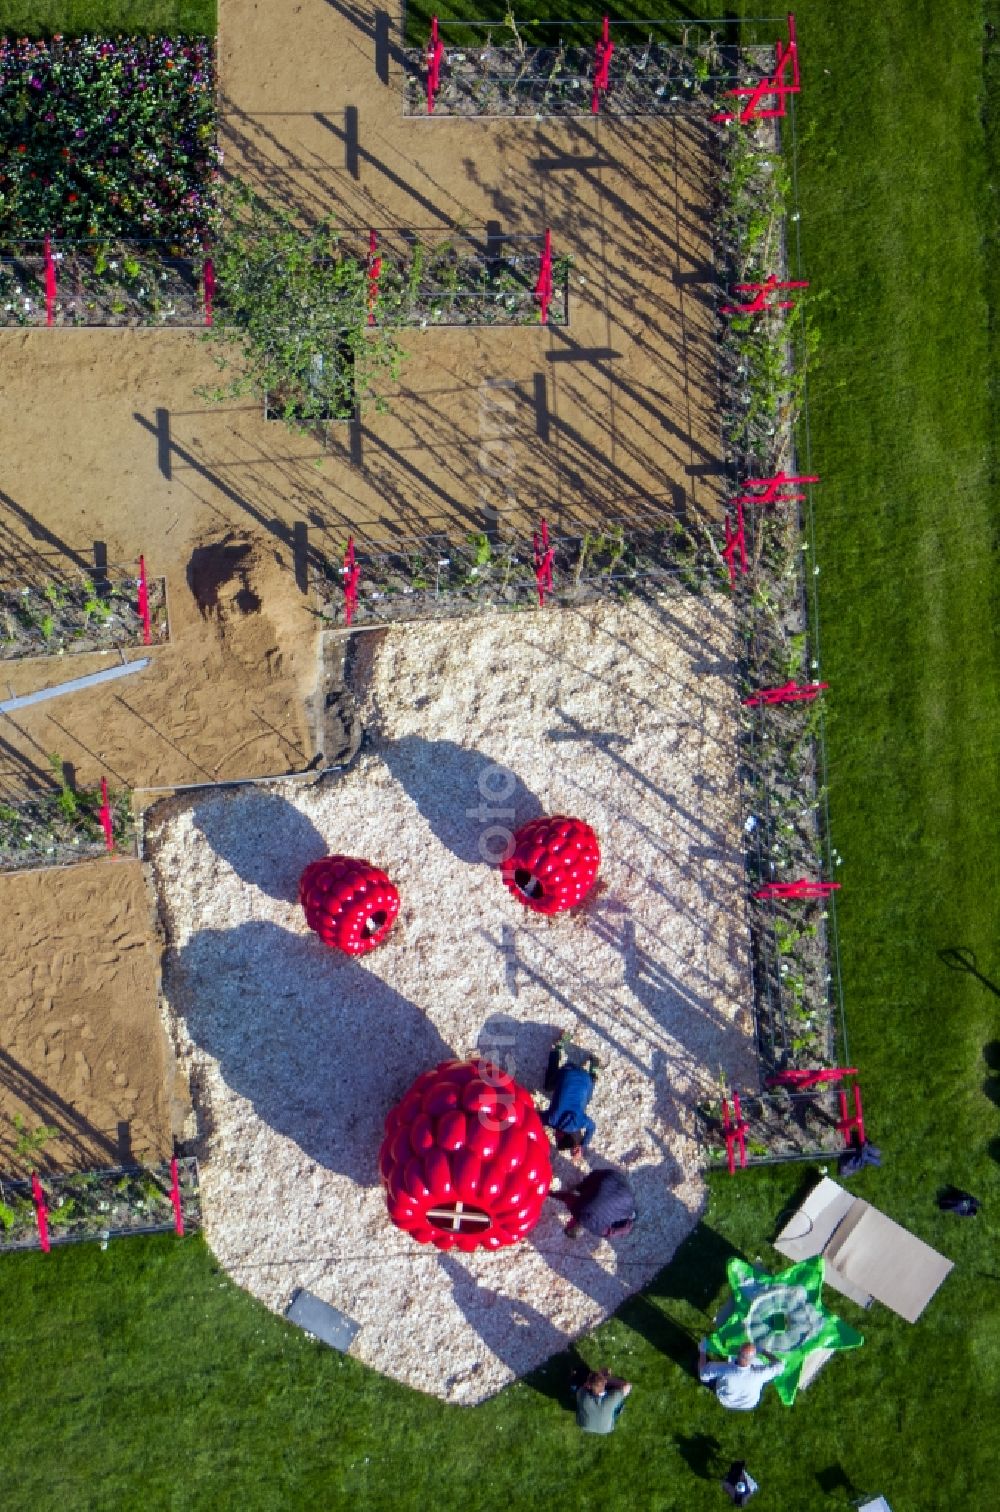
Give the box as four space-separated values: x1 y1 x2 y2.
500 815 601 915
379 1059 552 1252
299 855 400 955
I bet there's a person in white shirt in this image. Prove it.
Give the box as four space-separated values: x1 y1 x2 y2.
697 1340 783 1411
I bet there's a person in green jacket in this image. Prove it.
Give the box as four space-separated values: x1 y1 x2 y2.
574 1367 632 1433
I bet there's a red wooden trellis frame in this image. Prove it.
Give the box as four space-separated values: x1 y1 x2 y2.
721 273 809 316
31 1172 51 1252
742 680 827 707
342 536 360 627
98 776 115 853
137 555 152 646
203 258 215 326
534 229 554 326
533 518 554 606
170 1154 185 1235
714 12 800 124
754 879 841 900
368 230 381 327
44 234 56 326
427 16 444 114
764 1066 857 1091
736 470 820 506
721 1091 747 1174
591 15 614 114
722 501 747 590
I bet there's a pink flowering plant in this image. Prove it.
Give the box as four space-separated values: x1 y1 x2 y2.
0 33 219 247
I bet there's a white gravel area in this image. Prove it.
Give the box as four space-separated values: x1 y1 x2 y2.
148 595 754 1403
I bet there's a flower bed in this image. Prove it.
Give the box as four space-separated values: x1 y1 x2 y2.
316 521 717 626
696 1088 848 1168
0 35 218 248
712 113 844 1085
0 1159 200 1251
0 242 203 325
0 780 134 872
0 572 168 658
402 40 772 118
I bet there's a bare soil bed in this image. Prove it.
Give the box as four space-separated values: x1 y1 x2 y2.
149 595 753 1402
0 858 177 1176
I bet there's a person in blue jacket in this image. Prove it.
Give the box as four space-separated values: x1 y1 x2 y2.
541 1029 600 1158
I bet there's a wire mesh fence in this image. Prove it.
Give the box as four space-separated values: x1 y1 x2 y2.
403 14 781 117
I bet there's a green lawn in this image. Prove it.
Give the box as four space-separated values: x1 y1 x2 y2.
0 1 215 35
1 4 998 1509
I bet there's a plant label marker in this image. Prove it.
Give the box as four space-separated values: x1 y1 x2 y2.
714 12 800 124
722 501 747 590
533 518 554 605
721 273 810 316
742 680 827 707
427 16 443 114
203 258 215 326
342 537 360 627
31 1172 50 1252
170 1155 184 1235
534 229 554 325
753 879 841 900
737 470 820 506
98 776 115 853
367 230 381 327
592 15 614 115
44 234 56 326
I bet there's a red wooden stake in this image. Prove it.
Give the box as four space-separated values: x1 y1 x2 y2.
837 1084 866 1147
98 776 115 854
714 12 800 123
427 16 444 114
170 1155 185 1236
31 1172 50 1253
367 230 381 327
203 258 215 326
591 15 614 114
722 501 747 590
533 518 554 606
535 229 554 326
764 1066 858 1091
754 879 841 900
722 273 809 316
737 470 820 506
742 680 828 707
342 536 360 627
44 234 56 326
137 555 152 646
721 1094 748 1174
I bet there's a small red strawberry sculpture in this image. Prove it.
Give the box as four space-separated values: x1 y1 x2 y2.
379 1059 552 1251
500 815 601 915
298 855 400 955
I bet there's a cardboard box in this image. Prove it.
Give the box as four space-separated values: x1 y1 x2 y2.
774 1177 953 1323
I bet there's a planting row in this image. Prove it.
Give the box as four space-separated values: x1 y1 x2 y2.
0 1159 200 1250
0 774 133 872
317 521 717 626
0 571 167 657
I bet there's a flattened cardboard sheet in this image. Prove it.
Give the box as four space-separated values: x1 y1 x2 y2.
774 1177 953 1323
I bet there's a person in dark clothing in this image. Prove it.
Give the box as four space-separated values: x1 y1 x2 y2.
550 1167 638 1239
541 1029 600 1158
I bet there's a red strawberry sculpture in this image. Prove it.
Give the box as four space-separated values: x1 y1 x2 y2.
379 1059 552 1252
500 815 601 915
299 855 400 955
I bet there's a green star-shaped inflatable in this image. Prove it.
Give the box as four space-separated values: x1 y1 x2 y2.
707 1256 863 1405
